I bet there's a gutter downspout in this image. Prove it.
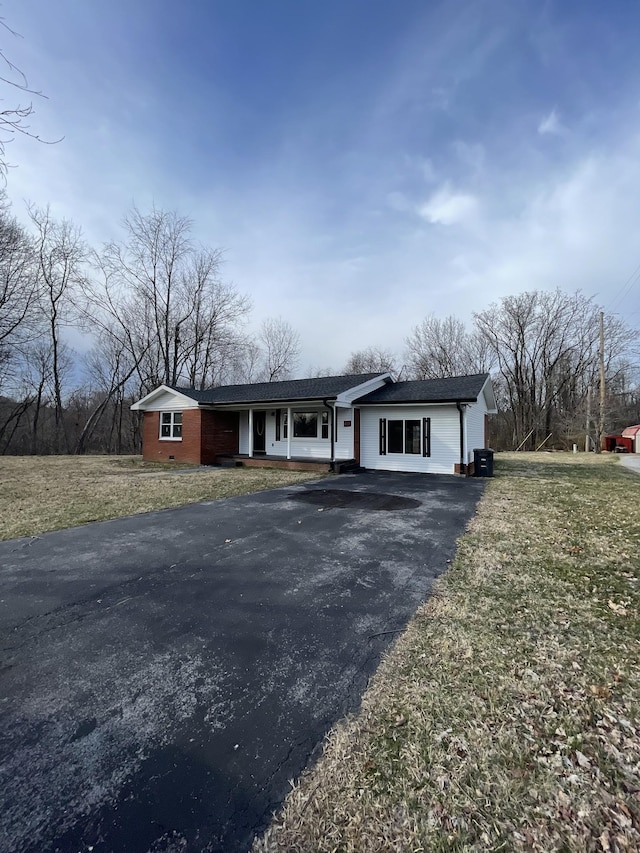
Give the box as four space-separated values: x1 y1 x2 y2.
323 398 335 468
456 402 465 475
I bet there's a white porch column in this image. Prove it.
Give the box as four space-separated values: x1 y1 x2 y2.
286 406 292 459
248 408 254 458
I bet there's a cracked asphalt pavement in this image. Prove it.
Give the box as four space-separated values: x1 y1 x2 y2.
0 471 485 853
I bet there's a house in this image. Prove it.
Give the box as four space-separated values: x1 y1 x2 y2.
131 372 497 475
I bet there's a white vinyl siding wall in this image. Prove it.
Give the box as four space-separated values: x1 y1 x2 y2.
334 406 354 460
239 406 339 458
465 402 487 463
360 405 461 474
141 390 198 412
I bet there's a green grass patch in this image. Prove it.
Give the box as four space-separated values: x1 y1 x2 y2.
254 452 640 852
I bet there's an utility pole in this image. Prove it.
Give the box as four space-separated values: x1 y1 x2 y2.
585 384 591 452
597 310 605 453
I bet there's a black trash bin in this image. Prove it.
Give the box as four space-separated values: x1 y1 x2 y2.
473 448 494 477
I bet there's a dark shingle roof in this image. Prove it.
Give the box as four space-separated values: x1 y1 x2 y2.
355 373 490 404
173 373 385 405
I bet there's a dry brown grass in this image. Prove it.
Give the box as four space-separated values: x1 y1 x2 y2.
253 452 640 852
0 455 322 540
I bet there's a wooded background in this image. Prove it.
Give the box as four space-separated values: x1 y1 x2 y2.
1 201 638 456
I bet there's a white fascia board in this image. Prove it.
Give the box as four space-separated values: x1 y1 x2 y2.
336 373 392 405
204 400 326 411
481 376 498 414
359 401 460 409
130 384 199 411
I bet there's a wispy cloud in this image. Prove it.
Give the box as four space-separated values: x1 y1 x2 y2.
417 184 479 226
538 108 565 136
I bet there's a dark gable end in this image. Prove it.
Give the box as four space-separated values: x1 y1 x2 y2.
355 374 490 404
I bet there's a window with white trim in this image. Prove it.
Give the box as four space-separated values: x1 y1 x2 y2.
293 412 318 437
160 411 183 439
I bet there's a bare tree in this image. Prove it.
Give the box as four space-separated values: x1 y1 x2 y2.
97 206 250 391
473 289 634 449
258 317 300 381
343 346 397 375
0 18 57 176
0 206 38 388
405 315 493 379
28 204 86 452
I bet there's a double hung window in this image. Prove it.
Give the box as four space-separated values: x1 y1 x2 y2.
160 411 182 439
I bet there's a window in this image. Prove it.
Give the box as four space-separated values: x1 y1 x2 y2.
283 411 288 439
379 416 431 456
321 411 329 439
293 412 318 438
160 411 182 439
388 420 403 453
405 420 420 454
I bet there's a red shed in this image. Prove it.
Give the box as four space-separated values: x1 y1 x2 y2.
603 434 634 453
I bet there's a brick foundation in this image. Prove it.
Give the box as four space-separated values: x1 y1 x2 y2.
222 456 331 472
454 461 475 476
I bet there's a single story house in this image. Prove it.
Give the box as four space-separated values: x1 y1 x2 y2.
131 372 497 475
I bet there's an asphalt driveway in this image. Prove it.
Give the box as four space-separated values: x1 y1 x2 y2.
0 471 485 853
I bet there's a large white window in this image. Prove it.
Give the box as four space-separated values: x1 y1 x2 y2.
293 412 318 438
160 411 182 440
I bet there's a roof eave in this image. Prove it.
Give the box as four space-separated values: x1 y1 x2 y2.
199 395 338 408
357 396 478 405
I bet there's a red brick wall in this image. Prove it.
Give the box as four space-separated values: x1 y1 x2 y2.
201 410 239 464
142 410 203 464
142 409 240 464
354 408 361 463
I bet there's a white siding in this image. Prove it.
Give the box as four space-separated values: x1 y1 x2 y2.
143 390 199 412
237 406 333 459
465 402 487 464
360 405 461 474
270 406 331 459
334 406 354 460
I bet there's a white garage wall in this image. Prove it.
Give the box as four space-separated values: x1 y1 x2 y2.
359 405 461 474
465 402 487 463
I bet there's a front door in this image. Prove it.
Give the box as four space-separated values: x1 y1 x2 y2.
253 411 266 454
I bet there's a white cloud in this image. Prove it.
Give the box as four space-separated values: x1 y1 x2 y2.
417 184 479 225
538 108 565 136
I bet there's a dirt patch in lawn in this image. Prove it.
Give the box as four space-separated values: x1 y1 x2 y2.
0 455 323 540
254 452 640 852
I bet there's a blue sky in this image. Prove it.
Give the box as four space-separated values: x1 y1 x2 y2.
4 0 640 372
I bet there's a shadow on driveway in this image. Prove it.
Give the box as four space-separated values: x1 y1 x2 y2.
0 471 485 853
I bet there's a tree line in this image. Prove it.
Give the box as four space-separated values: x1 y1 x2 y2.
344 293 639 451
0 202 302 455
1 198 638 456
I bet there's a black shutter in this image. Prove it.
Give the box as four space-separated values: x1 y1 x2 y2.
275 409 281 441
379 418 387 455
423 417 431 457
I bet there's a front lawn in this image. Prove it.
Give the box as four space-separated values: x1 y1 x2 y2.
254 453 640 852
0 455 322 540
